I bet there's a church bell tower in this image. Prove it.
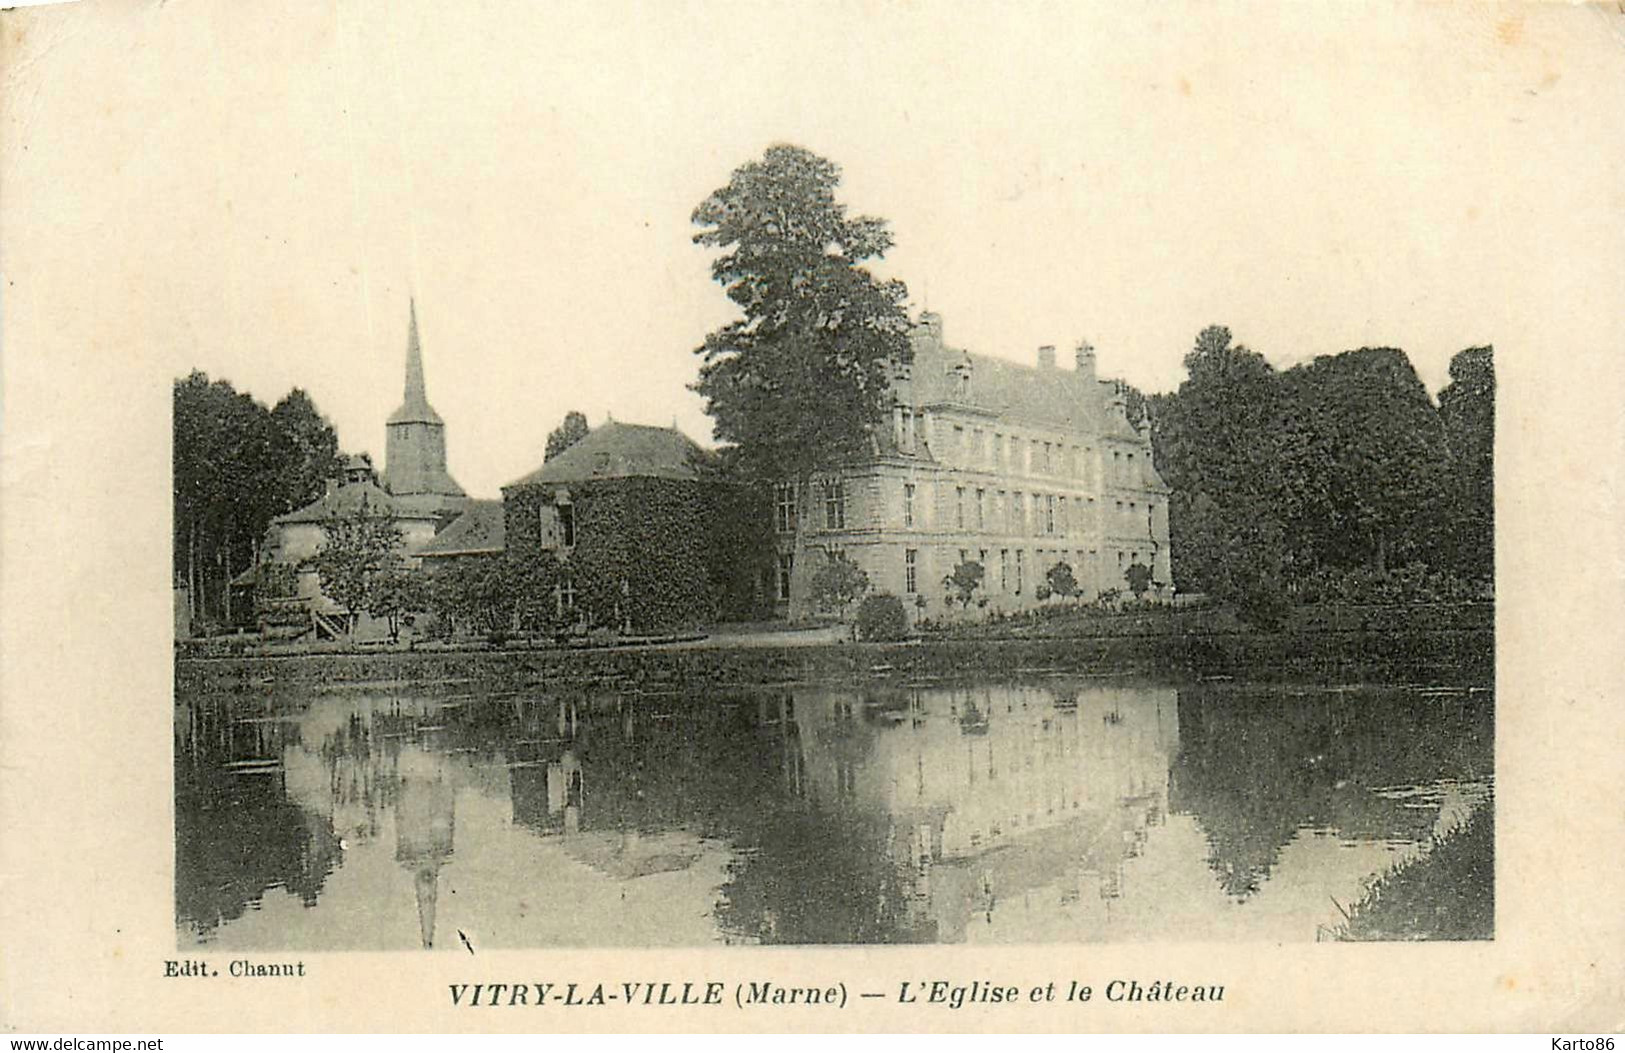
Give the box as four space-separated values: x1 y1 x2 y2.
384 299 467 516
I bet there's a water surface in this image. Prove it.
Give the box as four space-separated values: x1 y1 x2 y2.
175 676 1492 948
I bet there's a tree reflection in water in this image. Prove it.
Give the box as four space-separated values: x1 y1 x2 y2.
174 677 1492 947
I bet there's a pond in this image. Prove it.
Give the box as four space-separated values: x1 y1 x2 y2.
175 676 1492 948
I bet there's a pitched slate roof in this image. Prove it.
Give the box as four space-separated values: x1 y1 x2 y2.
908 325 1105 435
275 481 401 525
504 421 712 489
415 500 506 559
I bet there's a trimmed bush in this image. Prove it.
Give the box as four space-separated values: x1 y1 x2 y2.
856 593 910 642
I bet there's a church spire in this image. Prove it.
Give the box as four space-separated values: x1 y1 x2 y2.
388 297 443 426
404 297 426 407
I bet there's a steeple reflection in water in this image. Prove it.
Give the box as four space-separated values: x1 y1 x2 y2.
174 679 1491 948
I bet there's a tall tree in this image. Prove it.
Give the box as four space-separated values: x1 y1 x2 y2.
1150 326 1289 595
1278 349 1449 574
269 388 343 515
1437 346 1494 583
174 372 347 628
690 144 913 484
544 410 590 461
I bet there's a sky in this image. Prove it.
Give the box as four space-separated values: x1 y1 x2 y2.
4 0 1623 497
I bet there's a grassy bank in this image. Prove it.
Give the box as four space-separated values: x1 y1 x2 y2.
1332 804 1494 941
176 616 1492 695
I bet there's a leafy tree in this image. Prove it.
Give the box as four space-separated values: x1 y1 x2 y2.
1277 349 1449 574
174 372 345 629
310 502 404 636
808 552 871 627
544 410 590 462
690 144 913 486
428 557 493 637
943 560 985 610
1437 347 1494 583
1149 327 1290 597
369 562 429 642
1045 560 1079 600
268 388 343 516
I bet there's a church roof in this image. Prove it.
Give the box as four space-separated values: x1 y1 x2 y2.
503 421 712 489
387 298 444 426
416 501 506 559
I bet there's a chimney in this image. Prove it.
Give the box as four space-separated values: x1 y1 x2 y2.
1075 339 1097 380
912 311 945 354
1037 345 1056 369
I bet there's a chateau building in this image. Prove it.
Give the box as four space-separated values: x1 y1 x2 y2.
775 312 1173 621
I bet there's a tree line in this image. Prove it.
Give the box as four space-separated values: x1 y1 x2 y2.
1148 326 1494 624
173 371 344 628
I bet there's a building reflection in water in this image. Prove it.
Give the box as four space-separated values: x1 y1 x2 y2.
174 678 1491 948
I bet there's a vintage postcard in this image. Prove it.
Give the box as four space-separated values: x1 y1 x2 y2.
2 0 1622 1035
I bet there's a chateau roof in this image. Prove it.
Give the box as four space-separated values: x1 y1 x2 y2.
416 501 506 559
504 421 711 489
909 331 1101 435
274 480 440 525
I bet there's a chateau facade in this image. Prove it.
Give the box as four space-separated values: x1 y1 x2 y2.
776 312 1173 621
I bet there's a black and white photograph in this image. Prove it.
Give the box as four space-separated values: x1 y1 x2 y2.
2 0 1622 1035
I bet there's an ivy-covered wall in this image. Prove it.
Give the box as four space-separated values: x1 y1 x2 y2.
502 476 773 631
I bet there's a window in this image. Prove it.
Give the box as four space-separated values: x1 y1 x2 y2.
1030 439 1040 473
1045 494 1056 536
558 502 575 548
1043 442 1053 474
903 482 916 527
822 478 846 530
999 549 1010 591
994 433 1004 469
972 428 985 466
955 486 966 529
901 409 915 452
1015 550 1025 594
774 482 797 534
975 489 986 530
556 577 578 617
777 553 794 601
953 425 965 463
995 490 1006 530
904 549 918 593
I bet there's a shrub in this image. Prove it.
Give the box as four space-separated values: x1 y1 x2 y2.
1124 561 1154 599
856 593 910 642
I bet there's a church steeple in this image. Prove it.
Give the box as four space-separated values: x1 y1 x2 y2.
384 298 465 506
389 297 443 427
